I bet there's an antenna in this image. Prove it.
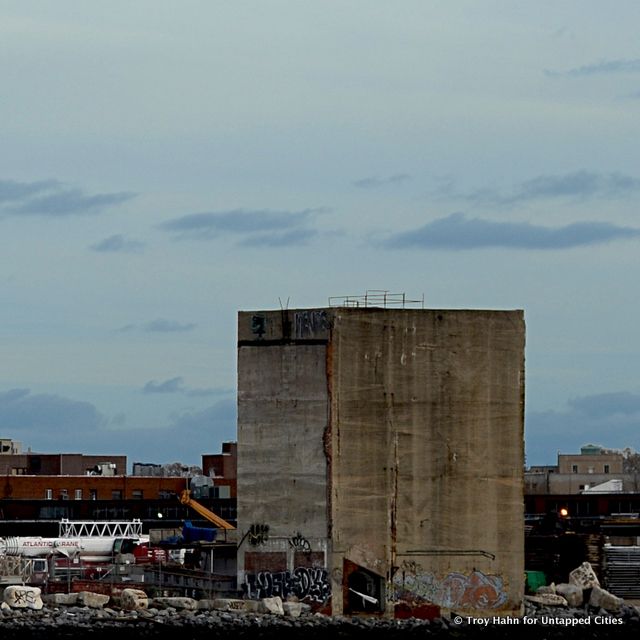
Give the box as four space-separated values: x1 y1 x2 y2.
278 297 290 310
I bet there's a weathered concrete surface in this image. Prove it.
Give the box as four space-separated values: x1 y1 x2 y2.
237 308 525 619
237 343 328 541
329 309 525 617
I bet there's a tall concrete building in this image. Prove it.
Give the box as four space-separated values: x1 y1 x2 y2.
237 306 525 618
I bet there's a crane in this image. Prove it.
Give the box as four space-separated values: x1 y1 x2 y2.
178 489 235 530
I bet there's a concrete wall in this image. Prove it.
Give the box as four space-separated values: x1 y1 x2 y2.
237 332 330 604
328 309 525 617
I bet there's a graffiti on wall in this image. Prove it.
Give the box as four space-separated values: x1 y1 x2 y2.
393 568 507 610
288 532 311 552
248 523 270 546
294 310 330 339
243 567 331 603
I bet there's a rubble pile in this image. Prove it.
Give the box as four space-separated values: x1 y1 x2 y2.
0 568 638 640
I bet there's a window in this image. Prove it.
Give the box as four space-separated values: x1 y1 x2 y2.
132 489 143 499
75 489 83 500
60 489 68 500
604 464 610 474
45 489 53 500
572 465 578 473
90 489 98 500
111 490 123 500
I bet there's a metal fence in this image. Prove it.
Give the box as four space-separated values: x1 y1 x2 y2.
604 545 640 598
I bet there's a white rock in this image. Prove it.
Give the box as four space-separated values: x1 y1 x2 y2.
77 591 110 609
3 586 43 610
283 601 302 618
569 562 600 589
261 596 284 615
121 589 149 611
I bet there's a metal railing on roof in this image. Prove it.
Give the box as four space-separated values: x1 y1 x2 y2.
328 290 424 309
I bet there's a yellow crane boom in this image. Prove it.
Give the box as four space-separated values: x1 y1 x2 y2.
179 489 236 530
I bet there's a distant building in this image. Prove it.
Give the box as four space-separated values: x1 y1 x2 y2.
0 450 126 476
525 445 638 494
202 441 237 498
0 439 22 455
237 305 525 618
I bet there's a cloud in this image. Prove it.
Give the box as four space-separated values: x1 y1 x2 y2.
0 387 235 465
0 178 135 218
142 377 185 394
567 392 640 419
546 58 640 77
143 319 197 333
159 207 327 246
166 398 236 436
526 391 640 465
382 212 640 251
186 387 234 398
11 190 135 216
116 319 197 333
0 179 59 204
353 174 411 189
90 234 145 253
239 228 319 247
0 388 106 434
142 377 232 398
452 171 640 207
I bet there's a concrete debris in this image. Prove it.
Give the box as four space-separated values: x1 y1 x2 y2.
261 596 285 615
76 591 110 609
525 593 568 607
152 596 198 610
208 598 247 611
282 601 303 618
43 593 78 606
589 585 623 612
0 594 636 636
554 583 584 607
535 583 556 595
120 588 148 611
569 561 600 589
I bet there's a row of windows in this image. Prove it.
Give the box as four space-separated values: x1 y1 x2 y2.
44 489 145 500
571 464 610 474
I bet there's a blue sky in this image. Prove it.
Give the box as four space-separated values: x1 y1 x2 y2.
1 1 639 466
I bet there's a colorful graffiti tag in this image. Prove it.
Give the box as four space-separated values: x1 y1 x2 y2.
393 569 507 610
243 567 331 603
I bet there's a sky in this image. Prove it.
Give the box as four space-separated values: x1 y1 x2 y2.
1 1 640 467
